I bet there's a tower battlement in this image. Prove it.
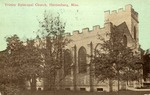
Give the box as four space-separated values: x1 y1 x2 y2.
104 4 133 15
105 4 138 22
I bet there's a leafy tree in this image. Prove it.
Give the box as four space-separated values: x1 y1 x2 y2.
37 11 69 90
94 27 142 91
0 11 70 94
0 35 24 95
0 35 44 94
20 39 44 91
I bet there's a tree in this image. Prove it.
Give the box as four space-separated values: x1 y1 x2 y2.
0 35 44 94
94 26 142 92
0 11 70 93
37 11 69 90
20 39 44 91
0 35 24 95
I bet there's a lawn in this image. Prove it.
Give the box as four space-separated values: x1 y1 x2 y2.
20 90 150 95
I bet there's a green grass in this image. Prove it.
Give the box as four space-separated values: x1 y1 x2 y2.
19 90 150 95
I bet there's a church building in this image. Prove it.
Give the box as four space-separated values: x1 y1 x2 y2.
23 4 141 92
55 4 140 92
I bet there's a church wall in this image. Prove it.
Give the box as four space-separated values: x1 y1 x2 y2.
51 4 140 92
60 22 113 92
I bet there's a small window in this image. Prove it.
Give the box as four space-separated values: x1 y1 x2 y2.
80 88 86 91
65 88 70 91
97 88 103 91
38 88 42 91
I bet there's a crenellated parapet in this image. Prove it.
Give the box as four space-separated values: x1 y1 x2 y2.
118 8 124 12
105 4 133 15
65 32 71 37
93 25 100 30
65 23 112 39
105 4 138 23
82 28 89 33
73 30 80 35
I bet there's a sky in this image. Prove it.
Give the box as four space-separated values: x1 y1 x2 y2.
0 0 150 51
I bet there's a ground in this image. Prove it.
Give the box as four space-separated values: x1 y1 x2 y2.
20 90 150 95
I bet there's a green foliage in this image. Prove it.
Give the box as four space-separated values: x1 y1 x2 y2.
0 11 69 93
94 27 142 91
0 35 44 94
0 35 24 94
37 11 69 90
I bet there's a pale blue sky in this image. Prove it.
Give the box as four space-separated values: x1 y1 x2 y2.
0 0 150 51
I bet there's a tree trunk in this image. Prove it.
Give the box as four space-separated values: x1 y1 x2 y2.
109 78 113 92
117 70 120 91
30 76 36 91
117 70 120 95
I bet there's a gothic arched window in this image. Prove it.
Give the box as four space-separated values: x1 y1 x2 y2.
78 46 87 73
134 27 136 40
64 49 72 75
123 35 127 47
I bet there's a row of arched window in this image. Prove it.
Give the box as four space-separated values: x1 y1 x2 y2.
64 34 129 75
64 46 87 75
64 45 105 75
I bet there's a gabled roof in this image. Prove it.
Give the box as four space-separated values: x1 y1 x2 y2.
116 22 134 40
111 22 136 48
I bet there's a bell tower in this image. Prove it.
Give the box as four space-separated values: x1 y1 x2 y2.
104 4 139 49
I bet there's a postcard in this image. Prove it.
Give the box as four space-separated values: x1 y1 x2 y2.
0 0 150 95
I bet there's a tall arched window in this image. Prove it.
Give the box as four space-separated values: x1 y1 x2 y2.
134 27 136 40
64 49 72 75
78 46 87 73
123 35 127 47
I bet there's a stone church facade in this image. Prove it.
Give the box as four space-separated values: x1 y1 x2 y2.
54 4 140 92
30 4 140 92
